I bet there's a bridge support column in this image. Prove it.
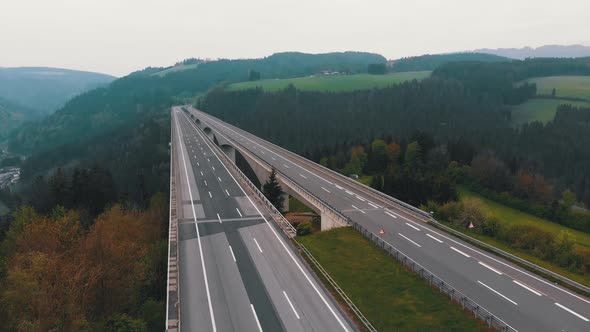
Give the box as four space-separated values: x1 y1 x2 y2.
320 211 342 230
280 192 289 212
221 145 236 164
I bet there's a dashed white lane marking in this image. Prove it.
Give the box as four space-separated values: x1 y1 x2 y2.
283 164 290 168
555 303 589 321
228 245 236 262
283 291 300 320
300 174 307 179
368 202 379 208
356 196 366 202
208 191 212 198
200 171 204 176
321 187 331 193
272 157 276 160
478 281 518 306
426 233 443 243
513 280 542 296
204 180 208 187
251 304 263 332
253 238 263 253
218 176 222 182
345 190 354 195
335 185 343 190
405 222 420 231
479 261 503 275
398 233 421 247
212 166 216 171
225 189 230 196
451 246 470 258
236 208 243 217
384 211 397 219
217 213 222 223
351 205 366 214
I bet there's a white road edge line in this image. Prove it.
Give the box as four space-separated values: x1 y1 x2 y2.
479 261 503 275
182 111 350 331
229 245 236 262
513 280 542 296
478 281 518 306
283 291 301 320
250 304 263 332
173 112 217 332
398 233 421 247
555 303 589 321
426 233 443 243
450 246 471 258
405 222 420 231
253 238 263 253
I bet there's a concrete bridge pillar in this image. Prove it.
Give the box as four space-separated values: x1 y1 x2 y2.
220 145 236 164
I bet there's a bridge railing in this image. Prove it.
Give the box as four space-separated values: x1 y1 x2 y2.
188 108 517 332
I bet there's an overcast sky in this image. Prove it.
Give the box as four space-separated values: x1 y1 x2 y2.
1 0 588 77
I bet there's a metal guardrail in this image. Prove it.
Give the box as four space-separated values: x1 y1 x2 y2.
185 111 377 332
350 221 517 332
166 114 180 332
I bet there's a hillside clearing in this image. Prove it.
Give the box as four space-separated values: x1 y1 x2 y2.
226 71 431 92
510 98 590 125
526 76 590 99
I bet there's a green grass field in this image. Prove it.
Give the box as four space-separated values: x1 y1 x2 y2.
226 71 431 92
511 98 590 125
298 227 488 331
459 189 590 287
288 196 314 213
526 76 590 99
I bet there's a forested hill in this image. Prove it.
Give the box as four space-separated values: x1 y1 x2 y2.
390 53 508 72
9 51 383 156
0 97 42 137
0 67 116 114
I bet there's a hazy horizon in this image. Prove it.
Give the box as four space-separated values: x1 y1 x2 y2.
2 0 589 77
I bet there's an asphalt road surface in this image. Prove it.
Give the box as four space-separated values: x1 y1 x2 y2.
172 107 355 332
186 105 590 332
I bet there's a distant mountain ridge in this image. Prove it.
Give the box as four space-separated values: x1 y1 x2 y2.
0 67 116 115
473 44 590 59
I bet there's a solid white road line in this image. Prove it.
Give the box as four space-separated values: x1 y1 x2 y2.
398 233 421 247
555 303 589 321
479 261 503 275
217 213 222 223
426 233 443 243
300 174 307 179
450 246 471 258
351 205 366 214
226 189 230 197
236 208 243 217
384 211 397 219
174 113 217 331
513 280 542 296
250 304 263 332
405 222 420 231
321 187 331 193
253 238 263 253
208 191 212 198
283 291 300 319
181 110 350 331
478 281 518 306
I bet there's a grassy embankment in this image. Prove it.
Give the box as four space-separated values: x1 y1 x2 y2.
457 189 590 287
298 227 488 331
226 71 431 92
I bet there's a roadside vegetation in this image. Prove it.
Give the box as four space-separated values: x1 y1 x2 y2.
226 71 431 92
297 227 488 331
